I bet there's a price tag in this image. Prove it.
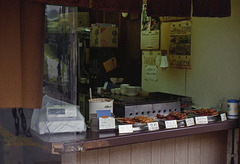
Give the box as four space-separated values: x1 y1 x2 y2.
185 118 195 127
220 113 227 121
147 122 159 131
165 120 178 129
195 116 208 124
99 117 115 130
118 124 133 133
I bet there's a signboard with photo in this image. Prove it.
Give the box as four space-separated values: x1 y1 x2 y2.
168 20 192 69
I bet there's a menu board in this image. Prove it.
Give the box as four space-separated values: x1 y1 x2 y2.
168 20 192 69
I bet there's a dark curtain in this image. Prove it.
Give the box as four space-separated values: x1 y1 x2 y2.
193 0 231 17
0 0 45 108
147 0 191 17
31 0 89 8
92 0 143 13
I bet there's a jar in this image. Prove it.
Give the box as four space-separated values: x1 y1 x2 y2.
227 99 239 119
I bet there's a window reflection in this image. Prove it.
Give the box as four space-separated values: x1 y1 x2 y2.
44 5 78 104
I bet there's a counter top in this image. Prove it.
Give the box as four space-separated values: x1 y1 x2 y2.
33 119 239 154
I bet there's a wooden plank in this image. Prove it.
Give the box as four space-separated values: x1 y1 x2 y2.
98 148 110 164
62 153 78 164
213 131 228 164
160 138 175 164
188 134 201 164
109 145 131 164
200 132 227 164
80 149 98 164
175 136 188 164
234 128 239 164
227 129 239 164
151 140 161 164
200 133 215 164
131 142 152 164
227 129 232 164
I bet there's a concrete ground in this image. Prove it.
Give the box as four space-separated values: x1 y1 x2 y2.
0 108 61 164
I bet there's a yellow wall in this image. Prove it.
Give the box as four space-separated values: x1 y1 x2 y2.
142 0 240 108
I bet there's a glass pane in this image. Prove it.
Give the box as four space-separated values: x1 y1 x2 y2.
44 5 78 104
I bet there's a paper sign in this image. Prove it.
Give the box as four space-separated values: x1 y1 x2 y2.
195 116 208 124
97 110 111 118
165 120 178 129
103 57 117 72
141 30 160 50
145 65 158 81
147 122 159 131
185 118 195 127
220 113 227 122
118 125 133 133
99 117 115 130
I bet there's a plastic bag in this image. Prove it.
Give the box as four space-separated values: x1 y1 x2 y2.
31 95 86 134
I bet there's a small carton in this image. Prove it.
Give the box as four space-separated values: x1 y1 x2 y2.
90 25 118 48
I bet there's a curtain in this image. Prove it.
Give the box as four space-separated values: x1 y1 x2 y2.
32 0 89 8
147 0 191 17
92 0 143 13
193 0 231 17
0 0 45 108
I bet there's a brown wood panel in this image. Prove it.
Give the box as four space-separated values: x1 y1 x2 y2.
200 132 227 164
160 138 175 164
188 135 201 164
109 145 131 164
200 133 216 164
131 142 152 164
64 131 234 164
214 131 228 164
62 153 78 164
80 149 98 164
98 148 110 164
151 140 162 164
175 136 189 164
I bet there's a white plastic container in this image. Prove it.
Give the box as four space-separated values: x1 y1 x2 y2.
227 99 239 119
89 98 114 118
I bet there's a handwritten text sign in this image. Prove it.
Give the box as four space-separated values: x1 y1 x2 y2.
165 120 178 129
195 116 208 124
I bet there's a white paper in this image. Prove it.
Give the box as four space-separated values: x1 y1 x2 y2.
147 122 159 131
165 120 178 129
118 125 133 133
99 117 115 130
195 116 208 124
220 113 227 122
141 30 160 50
185 118 195 127
145 65 158 81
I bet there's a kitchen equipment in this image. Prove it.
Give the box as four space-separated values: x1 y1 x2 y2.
114 100 180 118
89 98 114 119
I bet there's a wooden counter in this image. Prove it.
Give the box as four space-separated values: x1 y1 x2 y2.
33 119 238 154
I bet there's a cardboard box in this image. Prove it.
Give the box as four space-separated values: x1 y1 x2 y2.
90 26 118 48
